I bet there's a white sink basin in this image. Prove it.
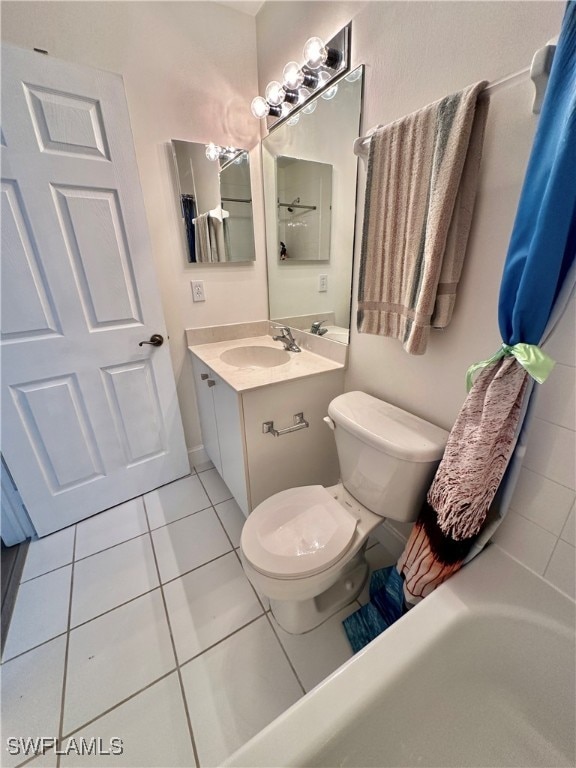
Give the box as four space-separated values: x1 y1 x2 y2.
219 345 290 368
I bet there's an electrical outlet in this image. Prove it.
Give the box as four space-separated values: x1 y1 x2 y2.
318 274 328 292
191 280 205 302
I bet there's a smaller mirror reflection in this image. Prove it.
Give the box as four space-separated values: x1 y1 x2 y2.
171 140 256 263
277 157 332 262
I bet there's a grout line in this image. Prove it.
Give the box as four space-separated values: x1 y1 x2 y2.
541 536 561 577
178 613 266 671
509 504 571 539
60 669 177 741
148 503 214 533
1 629 69 666
143 494 201 768
195 469 233 508
68 585 163 633
263 612 307 696
160 549 235 589
230 547 269 615
514 464 576 494
56 525 77 768
20 560 74 586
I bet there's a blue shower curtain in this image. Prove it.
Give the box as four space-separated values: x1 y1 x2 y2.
499 0 576 346
344 1 576 653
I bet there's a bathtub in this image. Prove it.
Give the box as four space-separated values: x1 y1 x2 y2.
223 545 575 767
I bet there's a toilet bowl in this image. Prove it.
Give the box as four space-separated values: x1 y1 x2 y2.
240 391 449 634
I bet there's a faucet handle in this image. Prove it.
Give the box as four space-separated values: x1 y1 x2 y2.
310 320 327 333
272 325 290 335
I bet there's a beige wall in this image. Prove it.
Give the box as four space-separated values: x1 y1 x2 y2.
1 1 268 457
256 1 575 597
257 0 564 429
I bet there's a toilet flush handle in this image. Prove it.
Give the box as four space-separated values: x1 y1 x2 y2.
323 416 335 431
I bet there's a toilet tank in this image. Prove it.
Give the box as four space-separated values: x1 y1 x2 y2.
327 392 449 522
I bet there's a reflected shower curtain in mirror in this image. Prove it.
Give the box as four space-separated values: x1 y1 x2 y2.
344 0 576 653
181 194 196 263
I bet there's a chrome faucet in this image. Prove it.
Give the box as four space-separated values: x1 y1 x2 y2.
272 326 301 352
310 320 328 335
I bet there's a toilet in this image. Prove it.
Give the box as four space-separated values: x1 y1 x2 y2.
240 391 449 634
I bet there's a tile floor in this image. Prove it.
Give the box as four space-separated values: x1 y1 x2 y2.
1 465 396 768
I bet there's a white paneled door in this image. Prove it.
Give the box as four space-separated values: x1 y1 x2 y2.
1 45 189 537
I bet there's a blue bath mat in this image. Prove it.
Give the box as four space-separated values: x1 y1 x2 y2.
343 565 405 653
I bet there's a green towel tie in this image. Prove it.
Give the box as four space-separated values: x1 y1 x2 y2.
466 343 555 392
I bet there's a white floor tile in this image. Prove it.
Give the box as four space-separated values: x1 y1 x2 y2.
71 536 159 627
194 459 215 473
75 498 148 560
181 617 302 767
64 591 175 735
270 603 357 692
61 673 194 768
163 552 263 664
3 566 71 661
1 636 67 767
358 543 398 605
198 468 232 505
144 475 211 529
22 527 75 582
151 508 231 584
25 750 58 767
215 499 246 548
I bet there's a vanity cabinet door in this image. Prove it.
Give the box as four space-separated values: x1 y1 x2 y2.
191 356 222 474
212 378 249 516
190 354 249 515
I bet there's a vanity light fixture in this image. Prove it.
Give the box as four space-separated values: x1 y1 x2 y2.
250 23 350 125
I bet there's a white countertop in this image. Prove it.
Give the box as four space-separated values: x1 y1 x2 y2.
188 335 345 392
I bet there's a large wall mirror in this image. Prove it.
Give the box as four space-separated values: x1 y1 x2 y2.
262 66 364 342
171 140 256 263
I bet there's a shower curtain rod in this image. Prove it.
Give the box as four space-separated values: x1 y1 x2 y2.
353 42 556 158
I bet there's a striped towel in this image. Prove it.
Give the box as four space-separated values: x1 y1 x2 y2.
357 82 489 354
193 212 216 263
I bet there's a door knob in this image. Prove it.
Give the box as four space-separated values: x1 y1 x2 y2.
139 334 164 347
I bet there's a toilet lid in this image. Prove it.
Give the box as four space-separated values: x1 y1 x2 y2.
241 486 358 578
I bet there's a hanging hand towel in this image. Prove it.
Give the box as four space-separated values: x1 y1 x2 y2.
193 212 212 263
357 82 489 354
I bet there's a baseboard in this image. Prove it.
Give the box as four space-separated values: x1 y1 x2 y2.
188 445 210 472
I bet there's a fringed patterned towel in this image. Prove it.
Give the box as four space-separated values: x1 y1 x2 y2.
344 356 529 648
357 82 489 355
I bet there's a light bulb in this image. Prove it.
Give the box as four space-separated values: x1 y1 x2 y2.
303 35 342 70
251 96 270 119
205 142 221 161
283 61 304 89
299 87 318 115
303 36 327 70
286 113 300 126
265 80 286 107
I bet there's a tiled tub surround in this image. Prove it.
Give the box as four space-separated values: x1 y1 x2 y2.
0 468 397 768
374 293 576 600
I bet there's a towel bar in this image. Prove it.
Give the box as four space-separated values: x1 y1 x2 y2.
262 413 309 437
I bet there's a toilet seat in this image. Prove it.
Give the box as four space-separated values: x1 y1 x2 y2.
241 486 358 579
